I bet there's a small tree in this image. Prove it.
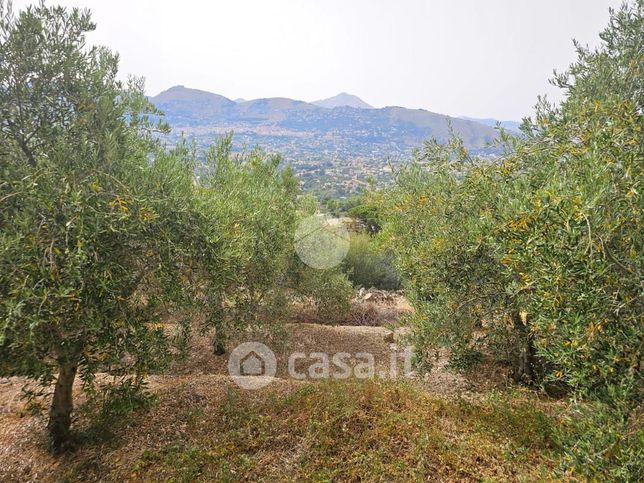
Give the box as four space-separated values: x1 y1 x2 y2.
496 0 643 403
379 1 643 403
379 137 531 376
188 135 301 353
0 2 192 451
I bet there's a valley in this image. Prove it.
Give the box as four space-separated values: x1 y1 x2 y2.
151 86 505 196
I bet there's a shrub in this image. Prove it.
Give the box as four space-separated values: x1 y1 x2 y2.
343 233 401 290
290 259 353 323
78 378 157 445
378 1 643 477
556 403 643 481
380 0 643 402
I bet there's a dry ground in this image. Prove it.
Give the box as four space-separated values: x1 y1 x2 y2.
0 292 559 482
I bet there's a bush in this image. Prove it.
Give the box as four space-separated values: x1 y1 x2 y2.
556 403 643 481
290 259 353 323
380 0 643 402
78 378 157 445
378 1 643 477
343 233 401 290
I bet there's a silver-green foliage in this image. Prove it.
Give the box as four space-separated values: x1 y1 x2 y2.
0 1 313 452
0 1 195 450
380 3 643 478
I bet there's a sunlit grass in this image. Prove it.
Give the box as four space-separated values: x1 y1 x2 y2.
128 379 561 481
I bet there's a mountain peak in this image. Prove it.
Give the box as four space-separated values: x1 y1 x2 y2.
152 85 234 105
313 92 373 109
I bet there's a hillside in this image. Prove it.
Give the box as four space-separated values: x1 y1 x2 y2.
150 86 501 195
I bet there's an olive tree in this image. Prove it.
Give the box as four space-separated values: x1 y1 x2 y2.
0 2 193 451
188 135 300 353
496 0 643 402
378 138 532 378
379 0 642 402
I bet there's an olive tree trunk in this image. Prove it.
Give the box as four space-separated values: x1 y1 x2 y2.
213 329 226 355
512 310 537 384
47 362 77 452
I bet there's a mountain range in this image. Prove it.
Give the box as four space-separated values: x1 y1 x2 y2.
151 86 509 195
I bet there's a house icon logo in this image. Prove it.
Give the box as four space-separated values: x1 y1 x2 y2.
228 342 277 389
240 351 265 376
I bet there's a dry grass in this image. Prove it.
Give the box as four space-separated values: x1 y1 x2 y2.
57 378 561 482
0 293 568 482
0 375 565 482
166 322 432 387
292 290 413 327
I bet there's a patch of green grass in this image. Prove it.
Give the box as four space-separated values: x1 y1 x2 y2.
135 445 219 483
129 379 560 481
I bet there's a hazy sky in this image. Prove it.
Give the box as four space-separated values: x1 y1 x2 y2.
12 0 623 120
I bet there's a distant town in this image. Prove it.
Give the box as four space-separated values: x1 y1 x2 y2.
153 86 508 197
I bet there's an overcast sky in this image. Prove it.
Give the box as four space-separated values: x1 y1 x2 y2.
13 0 623 120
